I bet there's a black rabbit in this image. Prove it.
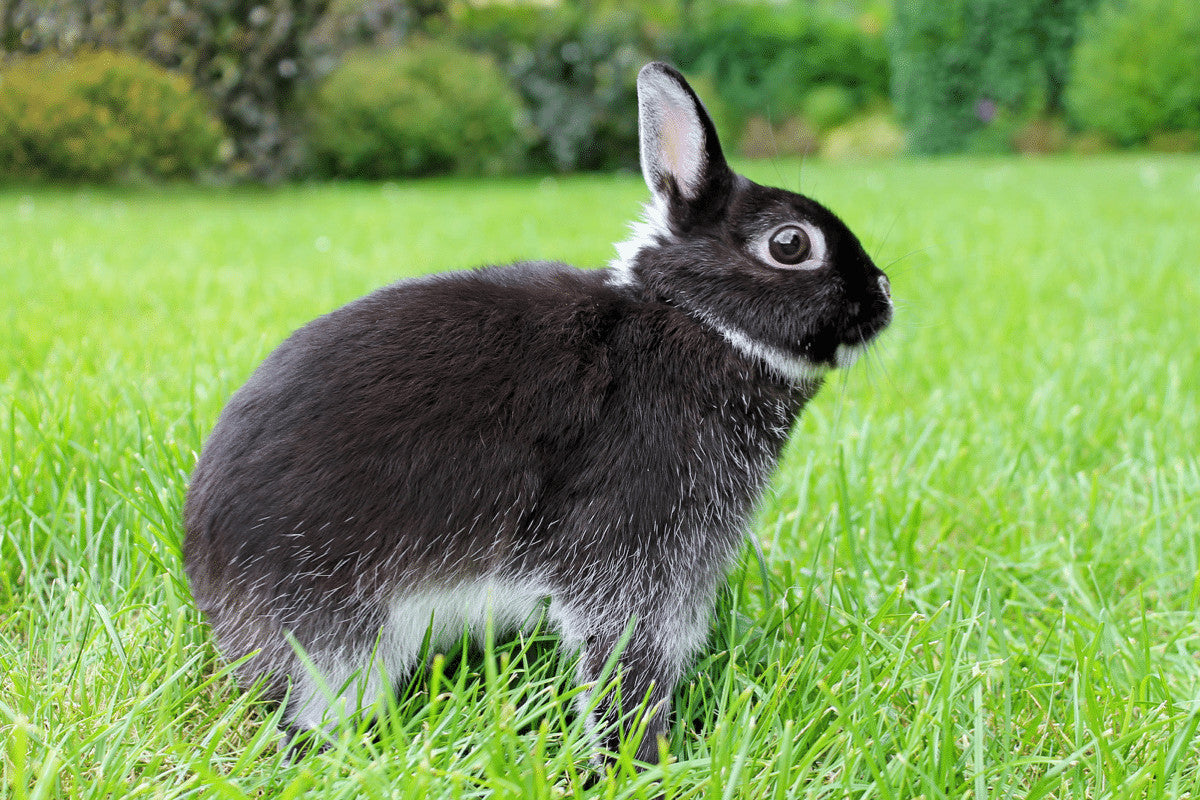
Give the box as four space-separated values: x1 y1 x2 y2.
184 62 893 762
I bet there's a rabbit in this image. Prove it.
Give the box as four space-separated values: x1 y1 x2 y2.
183 62 893 763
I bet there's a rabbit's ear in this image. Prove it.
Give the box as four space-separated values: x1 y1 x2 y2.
637 62 730 207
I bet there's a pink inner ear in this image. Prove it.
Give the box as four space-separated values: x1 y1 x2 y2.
660 103 704 199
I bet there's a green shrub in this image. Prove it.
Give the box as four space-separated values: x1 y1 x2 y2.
1011 116 1070 154
737 116 819 159
307 40 525 179
453 5 652 172
819 111 906 160
4 0 360 181
803 84 857 133
890 0 1098 154
1067 0 1200 146
0 50 225 182
1147 130 1200 152
671 4 888 126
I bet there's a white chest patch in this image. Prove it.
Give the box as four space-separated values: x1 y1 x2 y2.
608 195 671 288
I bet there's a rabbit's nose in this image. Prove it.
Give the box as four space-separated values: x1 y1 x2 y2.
877 274 891 300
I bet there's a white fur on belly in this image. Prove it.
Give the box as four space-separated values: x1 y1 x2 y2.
385 577 551 658
288 577 551 729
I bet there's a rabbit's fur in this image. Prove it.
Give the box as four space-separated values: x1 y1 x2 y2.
184 63 893 762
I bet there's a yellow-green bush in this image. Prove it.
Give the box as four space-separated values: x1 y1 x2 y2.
1067 0 1200 146
819 111 906 160
0 50 225 182
307 41 525 179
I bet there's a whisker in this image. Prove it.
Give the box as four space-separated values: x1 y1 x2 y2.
766 102 786 189
871 213 901 264
864 338 904 402
882 247 931 276
825 358 850 444
891 319 939 332
887 298 941 331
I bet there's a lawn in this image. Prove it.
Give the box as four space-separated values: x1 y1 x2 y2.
2 155 1199 798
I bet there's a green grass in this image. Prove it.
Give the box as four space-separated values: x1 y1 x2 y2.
3 155 1199 798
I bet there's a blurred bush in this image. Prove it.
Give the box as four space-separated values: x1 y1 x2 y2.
738 115 820 159
0 0 440 181
306 39 523 178
671 2 889 135
0 49 224 181
891 0 1098 154
1146 131 1200 153
1010 116 1070 155
802 84 858 133
452 4 650 172
820 111 906 160
1066 0 1200 146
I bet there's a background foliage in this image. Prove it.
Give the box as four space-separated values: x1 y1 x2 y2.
890 0 1099 154
451 4 651 172
1066 0 1200 147
0 0 443 180
0 49 223 181
1 0 1199 176
671 2 889 126
307 39 524 178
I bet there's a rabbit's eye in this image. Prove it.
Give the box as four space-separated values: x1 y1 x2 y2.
768 226 811 265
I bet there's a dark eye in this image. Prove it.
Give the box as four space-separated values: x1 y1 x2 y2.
768 225 811 265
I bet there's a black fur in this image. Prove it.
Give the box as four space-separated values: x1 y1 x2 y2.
184 62 893 762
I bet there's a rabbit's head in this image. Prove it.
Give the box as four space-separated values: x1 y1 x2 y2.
611 63 893 383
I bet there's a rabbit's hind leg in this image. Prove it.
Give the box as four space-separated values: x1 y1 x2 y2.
282 638 397 734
